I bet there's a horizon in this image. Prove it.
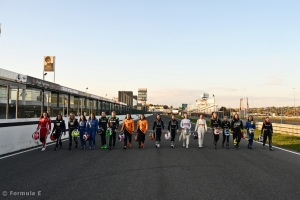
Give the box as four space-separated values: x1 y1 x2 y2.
1 0 300 108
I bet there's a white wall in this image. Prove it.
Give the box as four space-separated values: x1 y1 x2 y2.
0 114 152 155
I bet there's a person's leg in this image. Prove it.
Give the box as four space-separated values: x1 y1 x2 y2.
109 132 113 149
222 131 226 147
186 135 190 148
112 131 116 147
141 133 145 148
249 133 254 148
226 135 229 147
237 132 241 147
68 130 72 149
198 130 201 147
233 132 237 147
128 133 132 148
263 131 267 147
124 131 128 148
268 132 273 149
138 131 142 148
92 131 96 147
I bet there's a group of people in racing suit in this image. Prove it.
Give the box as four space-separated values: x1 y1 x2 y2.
36 111 273 151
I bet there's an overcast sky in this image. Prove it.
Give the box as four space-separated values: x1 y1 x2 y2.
1 0 300 108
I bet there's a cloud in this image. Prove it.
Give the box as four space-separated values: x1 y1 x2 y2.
266 77 283 85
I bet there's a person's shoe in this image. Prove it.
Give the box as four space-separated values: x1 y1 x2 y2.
113 146 116 149
214 146 217 149
108 146 111 150
75 144 78 148
157 144 160 148
262 145 265 149
93 145 96 149
269 147 274 151
226 145 229 149
139 145 141 149
41 147 45 151
80 146 84 150
124 146 127 149
54 147 57 151
250 146 253 149
129 143 132 148
89 146 92 150
59 145 62 149
222 143 224 148
186 145 188 149
68 147 71 150
83 145 86 150
183 143 185 147
101 145 104 149
235 146 237 150
141 143 145 148
103 145 107 149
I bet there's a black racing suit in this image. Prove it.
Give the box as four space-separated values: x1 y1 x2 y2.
168 119 179 142
261 122 273 148
52 120 66 148
108 116 119 148
221 120 231 147
68 118 79 148
99 116 108 146
153 119 164 143
211 118 221 146
231 119 243 147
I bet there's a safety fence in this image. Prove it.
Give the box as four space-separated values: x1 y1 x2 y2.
256 122 300 136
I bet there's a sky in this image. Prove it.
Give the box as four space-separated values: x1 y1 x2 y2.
0 0 300 108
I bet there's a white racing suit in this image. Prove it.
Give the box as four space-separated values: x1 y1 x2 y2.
180 119 192 147
195 119 207 148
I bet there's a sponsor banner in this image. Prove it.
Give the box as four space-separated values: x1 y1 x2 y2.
44 56 55 72
0 68 27 83
26 76 60 90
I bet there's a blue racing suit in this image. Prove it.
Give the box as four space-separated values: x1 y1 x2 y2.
86 118 98 148
245 120 256 147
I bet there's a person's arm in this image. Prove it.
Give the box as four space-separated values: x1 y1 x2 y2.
116 118 119 129
240 120 244 130
52 121 56 133
176 120 179 130
107 118 111 128
121 121 125 131
168 121 171 131
230 121 234 132
152 121 156 131
221 121 224 129
136 120 139 132
218 119 221 128
261 123 265 135
162 120 164 130
75 119 79 129
37 120 41 130
270 123 273 134
48 119 51 132
180 120 184 128
210 120 213 128
195 119 198 132
62 120 66 133
131 120 134 134
189 120 192 129
205 120 207 131
145 120 149 134
254 122 256 130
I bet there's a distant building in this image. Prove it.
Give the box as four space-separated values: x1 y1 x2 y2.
118 91 133 107
138 88 147 106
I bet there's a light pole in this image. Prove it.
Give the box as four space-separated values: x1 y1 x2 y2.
43 73 47 80
293 88 295 117
281 100 283 124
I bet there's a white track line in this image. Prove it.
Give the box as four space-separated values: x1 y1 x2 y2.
0 138 68 160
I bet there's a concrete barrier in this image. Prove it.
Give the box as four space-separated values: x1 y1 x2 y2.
0 114 153 155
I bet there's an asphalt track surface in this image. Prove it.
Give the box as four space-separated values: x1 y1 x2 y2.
1 115 300 200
